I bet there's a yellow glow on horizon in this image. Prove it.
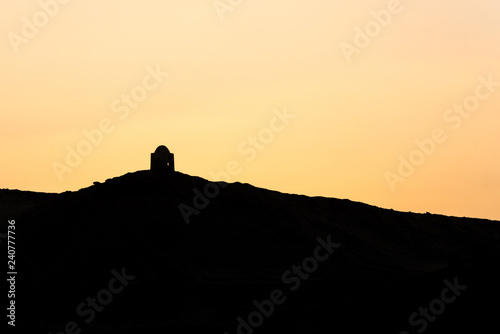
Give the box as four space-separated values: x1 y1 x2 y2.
1 0 499 220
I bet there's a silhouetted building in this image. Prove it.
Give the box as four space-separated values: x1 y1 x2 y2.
150 145 175 173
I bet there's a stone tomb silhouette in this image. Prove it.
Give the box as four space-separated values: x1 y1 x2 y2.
150 145 175 173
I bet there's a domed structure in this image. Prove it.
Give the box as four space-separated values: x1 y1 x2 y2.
150 145 175 173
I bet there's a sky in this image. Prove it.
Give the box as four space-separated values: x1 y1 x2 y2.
1 0 499 220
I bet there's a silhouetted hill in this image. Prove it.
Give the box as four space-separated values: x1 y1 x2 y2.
4 171 500 333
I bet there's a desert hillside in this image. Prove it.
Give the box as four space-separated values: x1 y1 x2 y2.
4 170 500 333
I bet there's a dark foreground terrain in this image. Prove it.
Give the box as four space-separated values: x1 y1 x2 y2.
2 170 500 333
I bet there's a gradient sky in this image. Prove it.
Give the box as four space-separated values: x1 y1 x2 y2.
1 0 499 220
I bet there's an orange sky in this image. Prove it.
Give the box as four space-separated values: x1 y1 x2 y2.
1 0 499 220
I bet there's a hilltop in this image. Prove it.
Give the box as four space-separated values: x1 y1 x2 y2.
4 170 500 333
